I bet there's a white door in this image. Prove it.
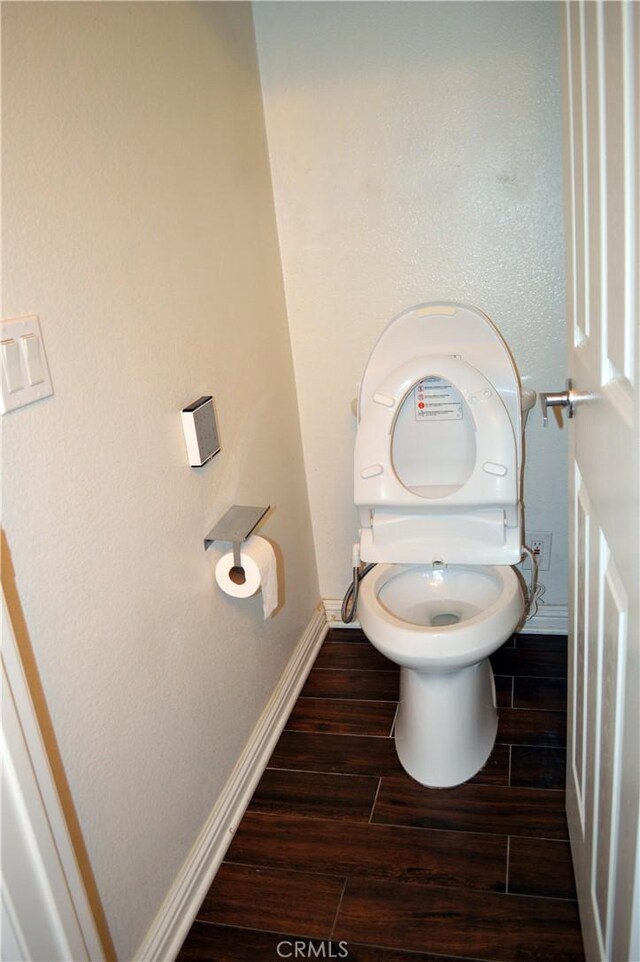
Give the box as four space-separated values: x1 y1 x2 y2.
562 3 639 961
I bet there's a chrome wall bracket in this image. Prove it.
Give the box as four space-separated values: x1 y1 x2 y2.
204 505 270 565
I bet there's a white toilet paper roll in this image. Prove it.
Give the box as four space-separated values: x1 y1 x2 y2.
214 535 278 619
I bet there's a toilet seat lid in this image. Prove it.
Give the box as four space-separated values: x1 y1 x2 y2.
358 302 521 449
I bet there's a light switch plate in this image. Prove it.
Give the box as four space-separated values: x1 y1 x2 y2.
1 315 54 414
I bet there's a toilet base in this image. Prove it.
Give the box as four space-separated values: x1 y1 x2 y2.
395 659 498 788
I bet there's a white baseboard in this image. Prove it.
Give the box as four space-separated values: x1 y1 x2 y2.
135 605 328 962
324 598 360 629
323 598 569 636
520 603 568 635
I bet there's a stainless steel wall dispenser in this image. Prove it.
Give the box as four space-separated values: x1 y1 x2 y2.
204 505 270 568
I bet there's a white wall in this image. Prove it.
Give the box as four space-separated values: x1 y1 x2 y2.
1 3 318 958
254 1 569 606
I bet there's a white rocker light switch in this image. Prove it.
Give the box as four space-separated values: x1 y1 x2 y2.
0 315 54 414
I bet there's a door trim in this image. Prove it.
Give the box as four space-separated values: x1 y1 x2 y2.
2 588 107 962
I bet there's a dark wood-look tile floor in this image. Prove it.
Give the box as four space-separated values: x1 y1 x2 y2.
178 629 583 962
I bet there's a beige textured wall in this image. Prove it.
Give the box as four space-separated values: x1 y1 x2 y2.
254 1 569 606
1 3 318 958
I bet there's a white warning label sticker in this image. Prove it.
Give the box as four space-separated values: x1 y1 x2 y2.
414 377 463 421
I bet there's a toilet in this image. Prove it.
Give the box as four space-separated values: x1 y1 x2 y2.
354 302 534 788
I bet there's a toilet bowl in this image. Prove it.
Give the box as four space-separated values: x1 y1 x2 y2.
358 562 523 670
352 302 531 788
358 562 523 787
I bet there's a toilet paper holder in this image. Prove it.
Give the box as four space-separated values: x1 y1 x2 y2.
204 505 270 567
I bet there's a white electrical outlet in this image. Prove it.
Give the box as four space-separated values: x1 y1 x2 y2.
528 531 552 571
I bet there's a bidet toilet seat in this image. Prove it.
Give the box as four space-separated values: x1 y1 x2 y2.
358 562 522 671
355 355 517 510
